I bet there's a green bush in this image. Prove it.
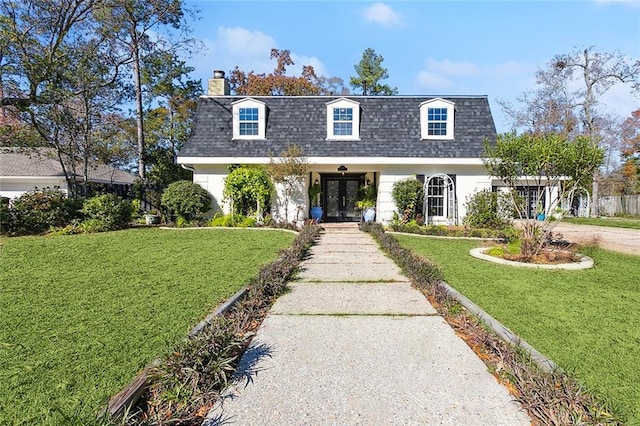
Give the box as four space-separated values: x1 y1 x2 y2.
209 213 256 228
223 166 272 217
161 180 212 221
0 198 11 235
463 189 513 229
81 194 132 231
392 178 424 222
7 188 81 235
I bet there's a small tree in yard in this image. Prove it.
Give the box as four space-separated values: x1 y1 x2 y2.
161 180 212 222
266 144 308 223
483 132 603 257
223 166 273 220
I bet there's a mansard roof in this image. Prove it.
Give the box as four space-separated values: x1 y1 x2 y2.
179 95 496 159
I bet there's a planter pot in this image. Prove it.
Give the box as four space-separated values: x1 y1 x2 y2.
145 214 161 225
310 206 323 221
536 213 545 221
363 207 376 223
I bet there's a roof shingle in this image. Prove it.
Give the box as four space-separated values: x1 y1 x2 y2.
179 95 497 159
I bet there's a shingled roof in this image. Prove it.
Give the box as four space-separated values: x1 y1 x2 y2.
0 148 136 184
179 95 496 159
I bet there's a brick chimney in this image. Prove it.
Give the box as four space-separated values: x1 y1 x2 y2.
207 70 230 96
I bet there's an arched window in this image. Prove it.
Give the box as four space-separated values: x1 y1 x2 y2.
424 174 457 225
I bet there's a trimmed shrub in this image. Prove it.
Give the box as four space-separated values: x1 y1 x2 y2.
81 194 133 231
7 188 81 235
391 178 424 222
463 189 513 229
161 180 212 222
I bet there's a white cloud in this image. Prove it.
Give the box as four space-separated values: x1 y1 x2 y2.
489 61 536 80
600 84 640 117
362 3 402 28
187 26 332 92
415 58 481 91
291 54 329 78
212 27 277 73
416 70 455 91
426 59 480 77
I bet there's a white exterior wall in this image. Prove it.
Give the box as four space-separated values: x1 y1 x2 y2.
191 165 228 214
187 161 493 225
0 178 68 200
377 164 490 225
272 178 308 224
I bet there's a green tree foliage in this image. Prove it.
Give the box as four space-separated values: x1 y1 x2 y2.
161 180 212 221
484 132 604 256
392 178 424 222
350 48 398 96
223 166 273 219
142 49 201 204
463 189 513 229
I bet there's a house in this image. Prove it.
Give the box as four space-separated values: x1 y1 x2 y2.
178 71 550 224
0 148 136 200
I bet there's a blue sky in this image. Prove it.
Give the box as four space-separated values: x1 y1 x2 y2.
183 0 640 133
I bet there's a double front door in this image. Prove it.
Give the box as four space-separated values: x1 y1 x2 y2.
322 175 363 222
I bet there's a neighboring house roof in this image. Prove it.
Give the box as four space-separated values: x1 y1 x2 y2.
179 95 497 159
0 148 136 184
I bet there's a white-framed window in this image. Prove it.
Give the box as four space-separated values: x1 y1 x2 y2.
232 98 266 140
420 98 455 140
427 176 446 217
326 98 360 140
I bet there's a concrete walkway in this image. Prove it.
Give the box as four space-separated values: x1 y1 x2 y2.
205 224 530 425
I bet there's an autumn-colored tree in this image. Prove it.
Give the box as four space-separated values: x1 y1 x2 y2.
619 109 640 194
229 49 347 96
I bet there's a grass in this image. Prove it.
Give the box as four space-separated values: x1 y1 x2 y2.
0 228 295 425
563 216 640 230
395 234 640 423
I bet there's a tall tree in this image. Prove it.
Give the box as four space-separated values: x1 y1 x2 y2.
0 0 129 190
350 47 398 96
104 0 189 179
142 49 201 206
500 47 640 215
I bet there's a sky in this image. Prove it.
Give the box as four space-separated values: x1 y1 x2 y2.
182 0 640 133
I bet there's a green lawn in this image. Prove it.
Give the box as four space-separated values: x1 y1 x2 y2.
0 228 295 425
563 216 640 230
395 234 640 423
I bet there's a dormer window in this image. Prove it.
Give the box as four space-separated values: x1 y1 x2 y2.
233 98 266 140
420 98 454 140
326 98 360 140
239 107 259 136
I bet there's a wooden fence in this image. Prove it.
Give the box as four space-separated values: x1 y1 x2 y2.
596 195 640 216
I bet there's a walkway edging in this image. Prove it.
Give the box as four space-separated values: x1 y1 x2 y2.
438 280 557 372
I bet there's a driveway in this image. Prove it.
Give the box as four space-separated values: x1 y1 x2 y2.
551 222 640 256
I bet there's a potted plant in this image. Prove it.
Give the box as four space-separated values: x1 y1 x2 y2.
357 184 377 222
308 182 323 221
